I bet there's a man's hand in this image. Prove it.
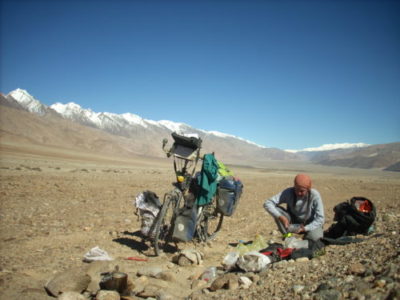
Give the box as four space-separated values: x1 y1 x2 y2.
278 216 290 229
296 224 305 233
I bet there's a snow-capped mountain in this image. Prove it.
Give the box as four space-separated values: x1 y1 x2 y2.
50 100 208 140
5 89 270 152
4 89 298 163
6 88 51 116
51 101 158 130
286 143 370 153
6 88 396 170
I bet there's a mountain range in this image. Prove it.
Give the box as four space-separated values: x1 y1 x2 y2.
1 88 399 171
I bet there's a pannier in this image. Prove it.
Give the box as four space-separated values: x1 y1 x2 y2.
172 206 197 242
217 178 243 216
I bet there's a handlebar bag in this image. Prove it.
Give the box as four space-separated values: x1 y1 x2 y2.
172 132 202 150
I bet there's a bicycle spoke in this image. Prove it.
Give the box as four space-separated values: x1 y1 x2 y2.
153 190 182 256
196 203 224 242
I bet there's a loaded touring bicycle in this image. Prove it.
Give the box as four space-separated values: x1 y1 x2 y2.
147 132 242 256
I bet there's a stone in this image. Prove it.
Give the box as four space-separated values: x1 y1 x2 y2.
155 271 176 282
239 276 252 289
177 255 192 266
191 279 208 290
210 273 238 291
248 274 260 283
176 249 204 265
348 263 366 275
45 268 91 297
227 276 239 290
137 266 162 277
137 285 162 298
57 291 86 300
95 290 120 300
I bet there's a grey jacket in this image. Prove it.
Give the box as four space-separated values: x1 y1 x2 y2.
264 187 325 232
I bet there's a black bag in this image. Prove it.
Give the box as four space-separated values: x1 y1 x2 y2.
171 132 202 150
324 196 376 238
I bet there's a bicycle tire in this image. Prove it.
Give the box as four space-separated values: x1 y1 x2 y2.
153 190 182 256
196 201 224 242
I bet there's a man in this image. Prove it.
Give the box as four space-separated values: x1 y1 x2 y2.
264 174 324 241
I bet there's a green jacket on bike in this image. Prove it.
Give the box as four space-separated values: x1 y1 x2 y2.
196 153 219 206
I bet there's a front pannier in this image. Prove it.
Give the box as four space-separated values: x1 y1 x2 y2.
172 207 197 242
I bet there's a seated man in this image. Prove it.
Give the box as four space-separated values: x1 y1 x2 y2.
263 174 325 241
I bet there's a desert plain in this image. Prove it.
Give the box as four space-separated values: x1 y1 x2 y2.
1 142 400 299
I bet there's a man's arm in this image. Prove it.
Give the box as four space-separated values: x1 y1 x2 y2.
263 188 292 218
304 190 325 232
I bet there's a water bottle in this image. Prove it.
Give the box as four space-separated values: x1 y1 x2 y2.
201 267 217 282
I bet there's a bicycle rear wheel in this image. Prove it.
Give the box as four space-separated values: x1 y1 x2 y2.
153 190 182 256
196 201 224 242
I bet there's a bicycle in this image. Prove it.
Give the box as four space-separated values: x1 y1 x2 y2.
151 132 224 256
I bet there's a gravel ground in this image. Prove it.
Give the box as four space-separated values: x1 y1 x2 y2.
1 152 399 299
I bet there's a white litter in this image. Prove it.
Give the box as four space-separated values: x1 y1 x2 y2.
83 246 113 262
236 251 271 272
222 251 240 271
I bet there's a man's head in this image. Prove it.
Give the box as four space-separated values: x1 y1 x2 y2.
294 173 312 197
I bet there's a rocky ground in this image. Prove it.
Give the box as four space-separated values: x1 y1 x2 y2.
0 148 399 300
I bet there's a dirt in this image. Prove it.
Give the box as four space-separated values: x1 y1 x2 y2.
0 146 399 299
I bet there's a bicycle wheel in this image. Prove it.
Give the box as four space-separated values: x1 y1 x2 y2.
153 190 182 256
196 200 224 242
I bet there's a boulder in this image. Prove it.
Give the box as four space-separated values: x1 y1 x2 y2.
57 291 86 300
45 268 91 297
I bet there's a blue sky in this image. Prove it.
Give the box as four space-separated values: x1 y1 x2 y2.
1 0 399 150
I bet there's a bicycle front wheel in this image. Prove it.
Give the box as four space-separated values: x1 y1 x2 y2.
196 203 224 242
153 190 181 256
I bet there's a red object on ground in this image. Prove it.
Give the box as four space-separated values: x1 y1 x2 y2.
261 248 294 259
277 247 294 258
126 257 148 261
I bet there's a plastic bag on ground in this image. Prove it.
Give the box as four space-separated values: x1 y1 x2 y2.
236 251 271 272
222 252 240 270
284 236 309 249
83 246 113 262
235 234 267 254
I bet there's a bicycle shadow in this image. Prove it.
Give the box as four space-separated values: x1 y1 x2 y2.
113 230 179 256
112 230 149 253
228 240 253 247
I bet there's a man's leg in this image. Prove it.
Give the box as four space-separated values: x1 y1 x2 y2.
304 227 324 241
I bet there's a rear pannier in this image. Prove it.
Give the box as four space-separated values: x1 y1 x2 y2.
217 178 243 216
